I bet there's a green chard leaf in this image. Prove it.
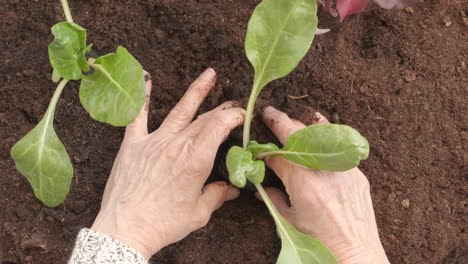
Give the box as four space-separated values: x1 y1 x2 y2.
226 146 265 188
48 22 90 80
258 186 337 264
255 124 369 171
79 46 146 127
11 80 73 207
245 0 318 94
282 124 369 171
277 216 338 264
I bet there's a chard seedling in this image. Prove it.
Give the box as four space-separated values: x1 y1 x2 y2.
11 0 146 207
226 0 370 262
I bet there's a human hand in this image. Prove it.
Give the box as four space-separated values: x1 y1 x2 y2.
258 106 389 264
91 69 245 260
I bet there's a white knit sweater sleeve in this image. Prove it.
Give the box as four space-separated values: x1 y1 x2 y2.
68 228 148 264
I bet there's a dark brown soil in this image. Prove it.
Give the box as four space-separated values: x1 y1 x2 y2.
1 0 467 263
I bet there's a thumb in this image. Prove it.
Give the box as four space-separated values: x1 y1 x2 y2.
255 187 294 225
197 181 240 222
125 71 152 141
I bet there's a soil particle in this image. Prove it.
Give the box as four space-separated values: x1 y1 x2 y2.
43 209 64 223
22 70 34 77
442 16 452 27
402 199 411 208
403 70 417 83
154 28 166 41
331 112 341 123
15 207 34 221
20 233 47 251
3 222 15 235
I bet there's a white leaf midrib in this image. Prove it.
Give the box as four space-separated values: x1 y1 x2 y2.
92 62 138 107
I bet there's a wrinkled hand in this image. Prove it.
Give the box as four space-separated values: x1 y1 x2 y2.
92 69 245 260
258 106 389 264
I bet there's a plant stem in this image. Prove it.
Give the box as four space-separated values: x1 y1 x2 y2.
255 185 311 261
254 184 280 220
256 151 280 160
60 0 74 23
242 80 261 148
46 79 69 117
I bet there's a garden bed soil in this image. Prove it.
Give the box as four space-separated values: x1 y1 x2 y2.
1 0 467 263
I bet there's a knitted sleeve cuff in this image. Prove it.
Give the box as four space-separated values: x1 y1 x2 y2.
68 228 148 264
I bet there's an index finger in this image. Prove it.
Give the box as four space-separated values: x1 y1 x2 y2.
190 106 245 161
159 68 217 133
262 106 305 145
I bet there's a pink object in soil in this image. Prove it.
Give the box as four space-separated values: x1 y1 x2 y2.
337 0 370 21
329 0 423 21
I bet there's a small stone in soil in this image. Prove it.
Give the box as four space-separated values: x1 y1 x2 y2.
3 221 14 234
21 233 48 250
23 69 34 77
442 16 452 27
43 208 63 222
402 199 410 208
403 70 417 82
404 7 414 14
154 28 166 41
331 112 340 123
15 206 34 220
399 86 412 96
387 193 397 202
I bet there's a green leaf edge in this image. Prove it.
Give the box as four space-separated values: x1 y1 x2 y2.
48 22 90 80
256 184 338 264
251 124 370 172
79 46 146 127
226 146 265 188
10 80 73 207
245 0 318 95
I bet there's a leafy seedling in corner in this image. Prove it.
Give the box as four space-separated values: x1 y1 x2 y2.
11 0 146 207
226 0 370 262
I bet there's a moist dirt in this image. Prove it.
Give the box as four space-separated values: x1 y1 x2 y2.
0 0 467 263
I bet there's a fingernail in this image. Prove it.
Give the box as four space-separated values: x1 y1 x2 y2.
144 71 151 81
222 101 239 110
313 112 322 122
200 68 216 81
263 106 276 114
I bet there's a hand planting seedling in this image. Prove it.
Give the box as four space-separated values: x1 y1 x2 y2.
11 0 146 207
226 0 370 262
